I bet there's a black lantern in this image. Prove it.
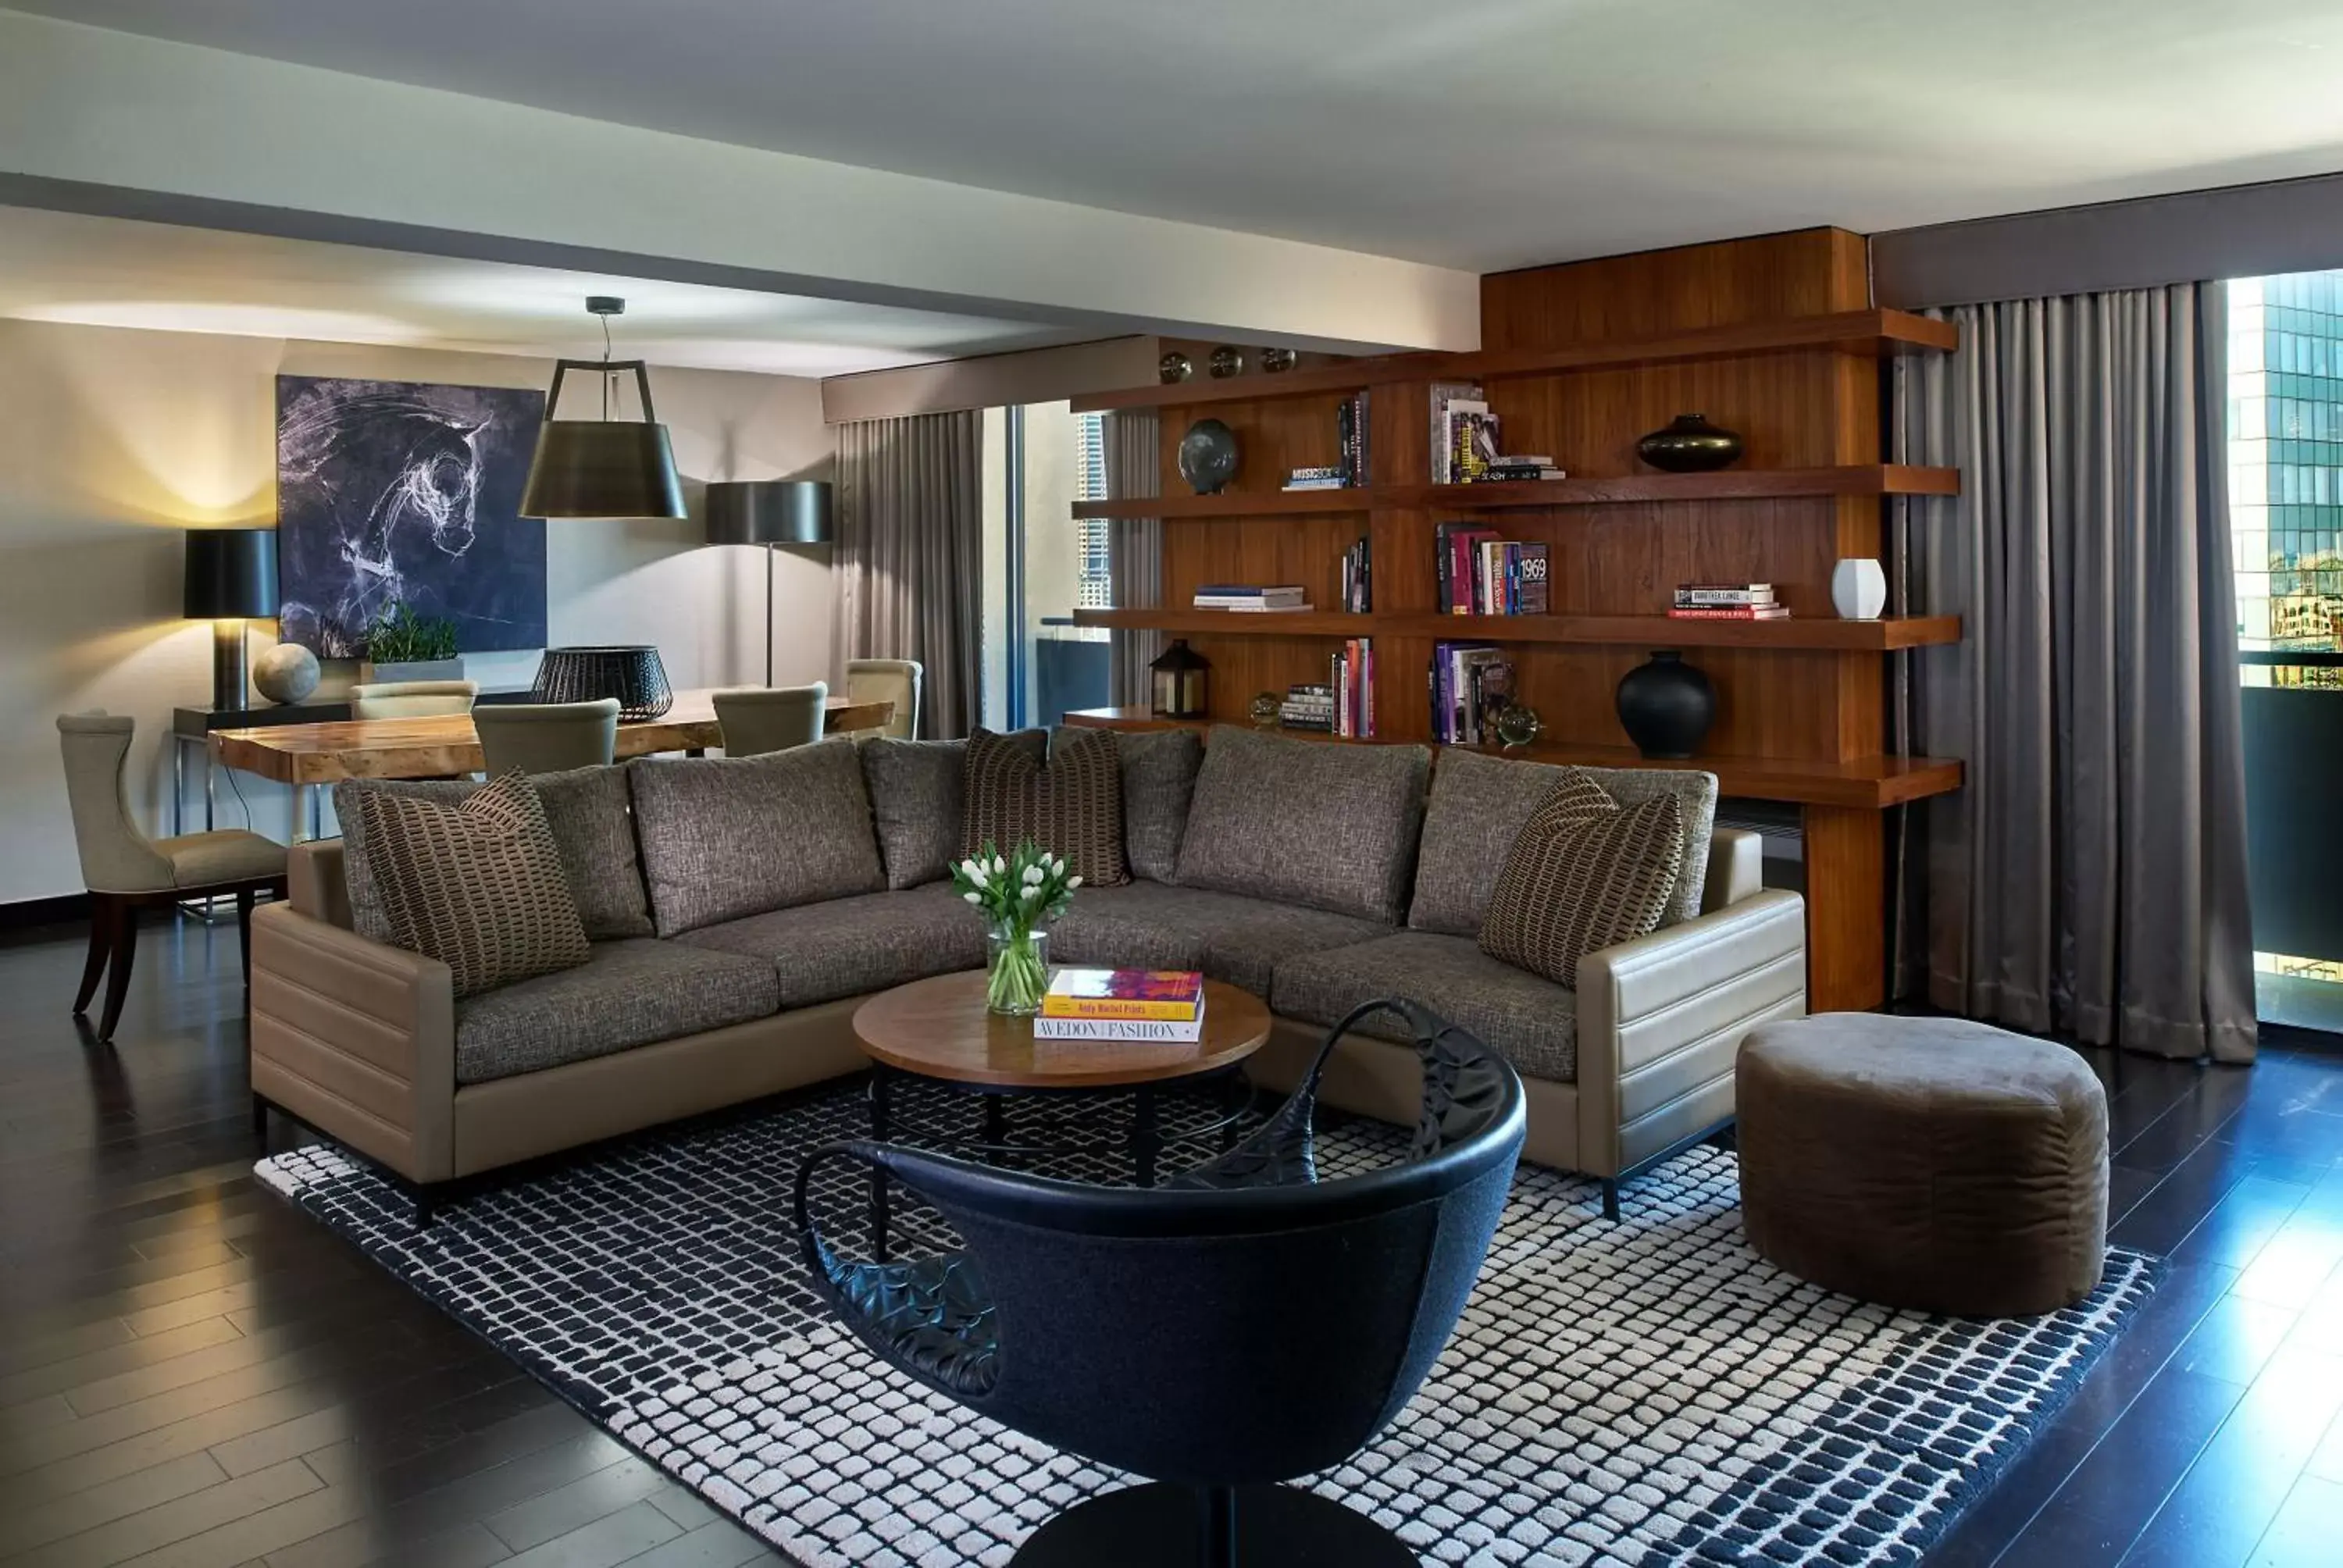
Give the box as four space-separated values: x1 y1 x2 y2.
1149 638 1210 720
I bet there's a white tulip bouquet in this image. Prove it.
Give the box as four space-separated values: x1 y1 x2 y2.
953 839 1081 1014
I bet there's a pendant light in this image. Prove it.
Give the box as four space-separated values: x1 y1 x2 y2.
519 296 688 519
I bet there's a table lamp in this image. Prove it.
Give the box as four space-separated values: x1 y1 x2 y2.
703 479 833 686
184 528 279 712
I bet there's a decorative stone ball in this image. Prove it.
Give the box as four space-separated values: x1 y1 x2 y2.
252 641 320 705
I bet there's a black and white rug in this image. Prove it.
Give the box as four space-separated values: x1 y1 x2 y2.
258 1081 2156 1568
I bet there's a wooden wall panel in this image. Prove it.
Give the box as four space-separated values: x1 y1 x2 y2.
1480 229 1870 348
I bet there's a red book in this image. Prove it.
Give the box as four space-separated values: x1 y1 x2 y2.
1042 968 1205 1021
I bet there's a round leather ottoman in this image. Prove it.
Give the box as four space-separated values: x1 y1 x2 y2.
1736 1014 2109 1317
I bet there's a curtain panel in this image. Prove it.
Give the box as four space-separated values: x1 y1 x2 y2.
1102 411 1161 708
1892 283 2256 1063
833 412 984 739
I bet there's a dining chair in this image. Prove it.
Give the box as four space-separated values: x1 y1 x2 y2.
56 715 289 1042
713 682 828 757
473 699 621 775
845 659 921 739
348 679 480 719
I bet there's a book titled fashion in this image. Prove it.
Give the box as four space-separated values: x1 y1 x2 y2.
1032 1015 1207 1043
1041 968 1205 1021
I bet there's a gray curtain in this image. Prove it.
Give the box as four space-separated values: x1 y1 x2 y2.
1891 283 2256 1062
833 412 983 739
1103 411 1161 707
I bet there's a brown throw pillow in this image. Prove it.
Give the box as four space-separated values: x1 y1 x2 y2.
961 726 1130 886
347 772 593 999
1479 780 1685 989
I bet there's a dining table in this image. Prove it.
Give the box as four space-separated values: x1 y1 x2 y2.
209 689 895 839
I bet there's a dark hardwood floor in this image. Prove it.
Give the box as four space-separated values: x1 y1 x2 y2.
2 912 2340 1566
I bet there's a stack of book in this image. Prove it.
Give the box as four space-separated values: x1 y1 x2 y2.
1283 465 1351 492
1669 583 1788 621
1428 382 1485 485
1336 390 1371 486
1435 523 1550 615
1331 637 1376 736
1278 682 1337 732
1193 583 1311 613
1476 455 1567 483
1339 536 1372 613
1036 969 1207 1042
1431 643 1516 744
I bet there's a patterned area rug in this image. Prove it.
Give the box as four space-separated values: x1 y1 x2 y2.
258 1080 2156 1568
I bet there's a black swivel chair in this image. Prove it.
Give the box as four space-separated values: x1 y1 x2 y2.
793 1000 1527 1567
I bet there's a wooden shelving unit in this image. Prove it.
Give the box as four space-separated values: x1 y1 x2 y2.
1072 465 1958 519
1074 608 1962 652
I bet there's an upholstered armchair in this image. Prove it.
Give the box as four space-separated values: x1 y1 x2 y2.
794 1000 1525 1566
473 699 619 774
844 658 920 739
712 682 828 756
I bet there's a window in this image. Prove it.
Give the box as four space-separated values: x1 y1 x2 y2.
979 403 1113 730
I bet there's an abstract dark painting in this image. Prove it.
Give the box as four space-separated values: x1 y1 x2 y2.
275 376 547 657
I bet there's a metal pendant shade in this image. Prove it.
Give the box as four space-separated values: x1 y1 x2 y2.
182 527 279 620
520 298 688 520
702 479 833 545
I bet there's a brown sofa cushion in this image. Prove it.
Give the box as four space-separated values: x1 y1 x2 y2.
1271 931 1578 1083
1479 782 1683 989
1411 747 1716 933
629 742 887 937
961 725 1129 886
453 939 782 1085
346 773 592 1000
333 764 653 943
1175 725 1430 924
1114 728 1203 882
1047 882 1388 995
860 732 1046 890
675 883 989 1007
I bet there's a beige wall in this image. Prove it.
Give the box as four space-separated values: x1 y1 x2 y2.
0 317 833 903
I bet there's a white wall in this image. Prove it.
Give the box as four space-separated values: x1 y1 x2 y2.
0 317 834 903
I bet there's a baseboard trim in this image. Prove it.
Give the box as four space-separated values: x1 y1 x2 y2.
0 892 89 931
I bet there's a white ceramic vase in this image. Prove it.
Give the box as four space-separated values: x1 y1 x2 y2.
1830 558 1888 621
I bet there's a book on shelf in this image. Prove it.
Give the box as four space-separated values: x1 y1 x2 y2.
1448 401 1499 483
1429 643 1516 745
1478 463 1568 483
1336 390 1371 486
1428 381 1483 485
1193 584 1308 611
1282 478 1351 491
1033 1015 1207 1043
1289 465 1347 481
1340 535 1372 613
1675 583 1776 606
1042 968 1205 1021
1216 602 1314 613
1434 523 1548 615
1667 604 1791 620
1331 637 1375 737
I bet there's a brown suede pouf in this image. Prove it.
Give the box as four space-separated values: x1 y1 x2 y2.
1736 1014 2109 1317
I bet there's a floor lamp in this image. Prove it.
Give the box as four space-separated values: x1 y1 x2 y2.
703 480 834 686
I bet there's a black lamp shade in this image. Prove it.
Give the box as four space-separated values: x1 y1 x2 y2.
531 645 673 722
703 479 833 545
521 421 688 520
183 529 278 620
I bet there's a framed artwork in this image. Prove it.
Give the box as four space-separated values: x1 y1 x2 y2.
274 376 548 657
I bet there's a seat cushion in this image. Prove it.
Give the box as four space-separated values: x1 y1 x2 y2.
1048 882 1389 996
1114 728 1203 882
158 829 286 889
1272 931 1578 1084
674 884 988 1008
961 726 1129 886
861 732 1047 890
629 742 887 936
454 939 783 1085
1175 726 1432 923
1410 747 1716 933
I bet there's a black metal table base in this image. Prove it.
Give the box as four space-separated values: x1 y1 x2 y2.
1011 1482 1417 1567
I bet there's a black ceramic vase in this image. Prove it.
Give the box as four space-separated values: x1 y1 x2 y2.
1635 414 1743 473
1615 651 1714 758
1177 418 1240 494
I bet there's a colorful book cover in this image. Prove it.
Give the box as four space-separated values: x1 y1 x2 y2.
1034 1016 1207 1043
1518 543 1550 615
1042 968 1205 1020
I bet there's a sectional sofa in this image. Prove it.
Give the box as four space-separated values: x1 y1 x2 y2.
248 725 1807 1217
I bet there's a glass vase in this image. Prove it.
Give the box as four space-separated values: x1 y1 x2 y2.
986 924 1051 1016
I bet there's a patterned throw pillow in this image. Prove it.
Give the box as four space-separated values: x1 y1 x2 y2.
1479 779 1685 989
961 726 1131 886
347 772 592 999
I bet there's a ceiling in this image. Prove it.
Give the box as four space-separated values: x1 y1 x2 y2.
12 1 2343 273
0 205 1086 375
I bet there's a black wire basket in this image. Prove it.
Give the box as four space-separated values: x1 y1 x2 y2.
530 645 673 722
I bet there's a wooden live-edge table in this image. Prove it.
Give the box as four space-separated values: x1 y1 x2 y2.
850 971 1273 1257
209 689 894 840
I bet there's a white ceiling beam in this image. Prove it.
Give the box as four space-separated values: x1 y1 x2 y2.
0 11 1478 355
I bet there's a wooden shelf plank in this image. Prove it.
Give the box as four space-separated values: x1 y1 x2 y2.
1072 608 1962 651
1068 310 1960 413
1072 464 1959 519
1061 707 1962 809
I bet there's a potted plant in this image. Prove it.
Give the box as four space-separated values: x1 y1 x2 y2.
357 601 465 685
952 840 1080 1015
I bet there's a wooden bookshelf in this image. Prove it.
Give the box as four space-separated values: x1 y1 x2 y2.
1072 464 1958 519
1074 608 1962 651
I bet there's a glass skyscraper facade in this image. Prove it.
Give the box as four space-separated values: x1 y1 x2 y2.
2229 273 2343 681
1074 412 1114 609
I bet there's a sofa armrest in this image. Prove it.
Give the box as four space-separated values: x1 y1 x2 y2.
1703 827 1763 911
1574 889 1806 1177
248 900 457 1184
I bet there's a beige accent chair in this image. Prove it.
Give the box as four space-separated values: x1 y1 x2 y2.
56 715 288 1041
474 700 621 775
714 682 828 757
846 659 921 739
349 679 479 719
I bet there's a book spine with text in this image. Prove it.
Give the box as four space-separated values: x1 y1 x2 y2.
1033 1017 1206 1042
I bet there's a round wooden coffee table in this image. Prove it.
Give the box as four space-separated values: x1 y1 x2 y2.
850 971 1271 1253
